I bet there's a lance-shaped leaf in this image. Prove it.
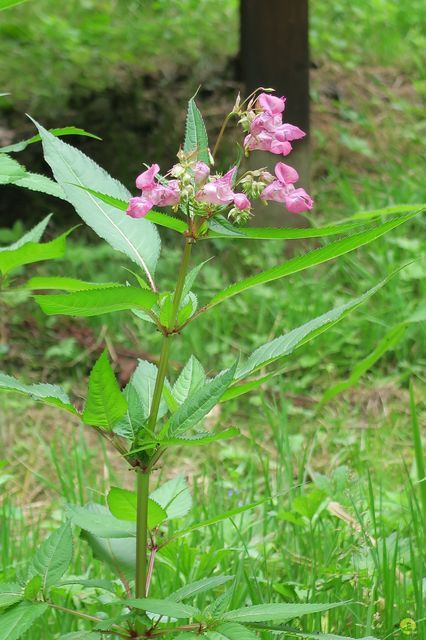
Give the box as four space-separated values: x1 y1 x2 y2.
1 126 101 154
131 359 168 420
26 276 120 291
66 504 136 538
320 323 407 405
0 214 52 252
154 427 240 448
82 350 127 429
35 286 157 317
107 487 167 527
164 362 237 438
72 185 187 234
29 522 73 591
232 278 392 383
149 476 192 520
172 356 206 405
207 623 258 640
0 153 26 183
0 228 72 276
0 583 23 609
124 597 200 619
0 602 48 640
170 575 234 602
207 217 367 240
0 372 78 414
184 97 209 163
207 212 419 310
222 601 345 623
32 119 161 288
167 496 271 544
9 173 66 200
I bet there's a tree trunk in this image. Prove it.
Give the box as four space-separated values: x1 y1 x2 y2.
239 0 310 227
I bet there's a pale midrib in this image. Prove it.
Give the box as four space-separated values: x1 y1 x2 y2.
51 141 157 291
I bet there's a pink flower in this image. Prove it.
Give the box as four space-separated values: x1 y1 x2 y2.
285 187 314 213
193 161 210 184
127 196 154 218
275 123 306 142
136 164 160 190
196 167 237 206
251 112 282 135
233 193 251 210
149 180 181 207
244 131 292 156
260 162 313 213
257 93 286 115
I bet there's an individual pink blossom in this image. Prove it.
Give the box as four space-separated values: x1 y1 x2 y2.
244 131 292 156
195 167 237 206
136 164 160 190
127 196 154 218
250 112 282 135
148 180 181 207
193 161 210 184
233 193 251 210
260 162 313 213
257 92 286 115
284 187 314 213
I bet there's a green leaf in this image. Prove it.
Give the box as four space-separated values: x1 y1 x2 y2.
130 359 168 420
8 173 66 200
66 504 136 538
23 576 41 600
170 575 234 602
182 259 213 297
0 583 23 609
125 597 200 618
222 601 345 623
0 229 71 276
0 602 48 640
82 350 127 430
35 286 157 317
231 278 393 384
1 127 101 154
341 203 425 223
169 496 271 544
183 97 210 163
156 427 240 448
25 276 120 291
29 522 73 591
164 362 237 438
0 215 52 252
78 505 136 578
72 185 187 234
113 383 146 440
207 622 258 640
0 154 26 183
207 212 419 310
207 218 367 240
320 323 406 405
0 372 77 414
32 119 161 288
107 487 167 527
172 356 206 405
60 633 101 639
149 476 192 520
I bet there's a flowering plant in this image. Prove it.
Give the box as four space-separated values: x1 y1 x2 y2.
0 90 418 640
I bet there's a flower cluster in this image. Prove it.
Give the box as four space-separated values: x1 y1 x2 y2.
127 90 313 224
242 93 306 156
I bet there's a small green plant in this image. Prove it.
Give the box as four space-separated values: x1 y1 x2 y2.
0 90 422 640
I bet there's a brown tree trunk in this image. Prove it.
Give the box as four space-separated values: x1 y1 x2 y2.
239 0 310 227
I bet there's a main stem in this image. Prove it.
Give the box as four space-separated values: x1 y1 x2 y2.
135 239 193 601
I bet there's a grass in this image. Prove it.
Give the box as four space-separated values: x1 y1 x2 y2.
1 1 426 639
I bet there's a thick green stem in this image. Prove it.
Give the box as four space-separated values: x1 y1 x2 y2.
134 239 193 606
135 470 150 598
